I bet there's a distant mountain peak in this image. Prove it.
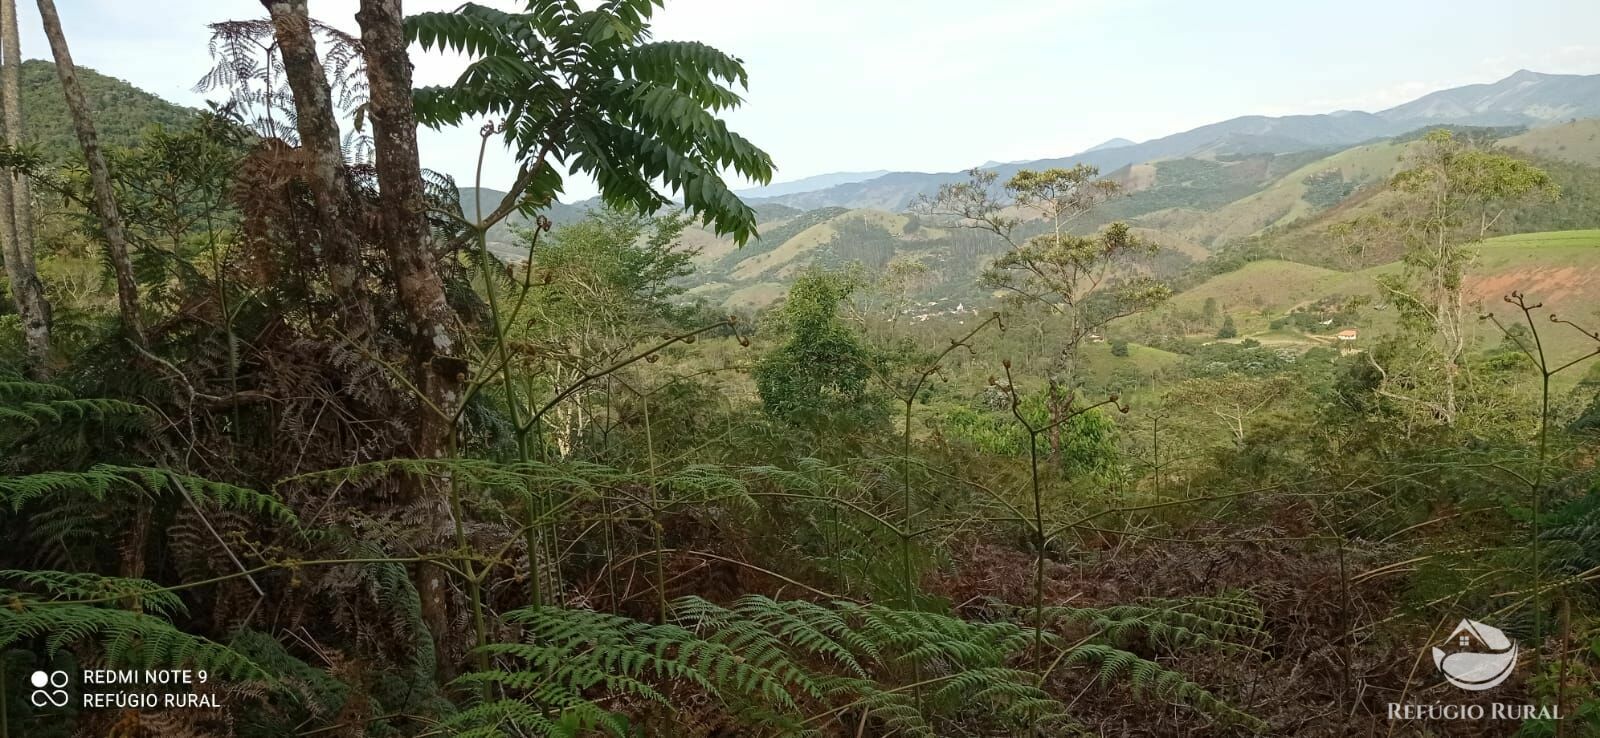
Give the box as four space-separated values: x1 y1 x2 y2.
1378 68 1600 124
750 69 1600 210
734 170 890 199
1085 137 1136 152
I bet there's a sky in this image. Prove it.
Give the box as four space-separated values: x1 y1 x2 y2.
16 0 1600 200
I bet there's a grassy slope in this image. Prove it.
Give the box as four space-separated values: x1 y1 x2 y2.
1164 260 1359 316
1186 134 1600 273
687 125 1600 312
729 209 913 281
1166 141 1411 247
1077 340 1184 386
722 282 788 309
1141 230 1600 376
1502 119 1600 167
1468 231 1600 368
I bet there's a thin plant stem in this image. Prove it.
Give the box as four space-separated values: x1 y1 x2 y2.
896 314 999 607
643 391 666 621
469 123 552 607
1001 360 1123 678
1484 292 1600 723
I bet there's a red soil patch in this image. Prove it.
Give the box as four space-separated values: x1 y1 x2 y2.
1467 265 1597 305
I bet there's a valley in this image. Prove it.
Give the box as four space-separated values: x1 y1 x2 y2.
4 8 1600 734
460 71 1600 340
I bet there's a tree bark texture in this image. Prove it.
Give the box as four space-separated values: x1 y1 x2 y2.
261 0 374 338
0 0 48 372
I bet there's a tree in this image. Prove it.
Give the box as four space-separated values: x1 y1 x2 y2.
1171 374 1298 449
917 167 1169 458
941 397 1121 480
512 209 700 455
535 210 698 324
229 0 776 673
1326 214 1386 269
260 0 374 338
35 0 143 344
1217 314 1237 339
1201 296 1218 327
1369 129 1558 427
875 256 929 325
407 0 775 244
1110 339 1129 357
359 0 460 471
754 268 882 430
0 0 48 373
915 167 1168 365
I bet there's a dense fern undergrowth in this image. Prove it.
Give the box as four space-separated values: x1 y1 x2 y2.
0 374 1279 737
3 1 1600 737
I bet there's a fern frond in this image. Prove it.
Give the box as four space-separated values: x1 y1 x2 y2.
1065 643 1264 731
0 571 186 617
1013 592 1269 656
1 465 295 523
0 596 267 681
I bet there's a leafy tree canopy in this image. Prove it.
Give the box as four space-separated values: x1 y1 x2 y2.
408 0 775 243
753 268 884 429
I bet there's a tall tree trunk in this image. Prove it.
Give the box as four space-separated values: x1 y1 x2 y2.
260 0 373 339
2 0 33 273
357 0 460 440
0 0 48 373
358 0 467 675
35 0 143 345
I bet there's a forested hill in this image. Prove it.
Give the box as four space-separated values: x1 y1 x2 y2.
18 59 193 162
672 120 1600 312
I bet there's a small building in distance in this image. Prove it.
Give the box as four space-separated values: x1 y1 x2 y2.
1336 329 1360 354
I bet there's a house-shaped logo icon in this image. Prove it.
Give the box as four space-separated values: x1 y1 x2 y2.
1432 619 1518 691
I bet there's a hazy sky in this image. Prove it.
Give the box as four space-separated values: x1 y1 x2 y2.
16 0 1600 200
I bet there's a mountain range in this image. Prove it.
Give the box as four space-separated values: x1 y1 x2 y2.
27 58 1598 319
436 67 1600 312
744 69 1600 211
732 170 889 199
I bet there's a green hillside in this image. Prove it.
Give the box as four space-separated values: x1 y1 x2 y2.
683 206 1010 308
1177 230 1600 325
685 124 1600 312
1185 129 1600 273
1086 150 1330 238
1502 118 1600 166
19 59 194 162
1127 230 1600 380
1162 259 1358 316
1160 140 1413 247
1469 229 1600 310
